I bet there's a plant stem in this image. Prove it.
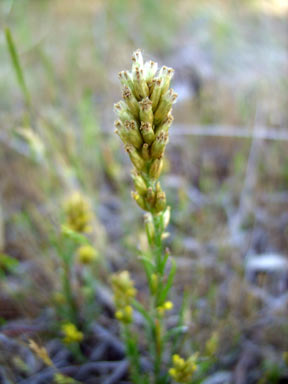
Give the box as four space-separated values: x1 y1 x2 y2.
123 325 143 383
62 257 78 325
69 340 86 363
150 212 166 384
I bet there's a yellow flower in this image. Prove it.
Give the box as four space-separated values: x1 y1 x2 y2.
115 305 133 324
111 271 137 323
169 353 198 383
157 301 173 315
61 323 83 344
111 271 137 308
64 192 92 233
77 245 98 265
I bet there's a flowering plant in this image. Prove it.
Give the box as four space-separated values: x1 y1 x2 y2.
112 50 197 384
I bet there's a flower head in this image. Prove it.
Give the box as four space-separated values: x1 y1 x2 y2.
110 271 137 323
64 192 92 233
77 244 98 265
169 354 198 383
115 305 133 324
114 50 177 214
157 300 174 316
61 323 83 344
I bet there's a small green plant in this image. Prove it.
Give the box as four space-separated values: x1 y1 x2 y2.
52 192 100 359
112 50 198 384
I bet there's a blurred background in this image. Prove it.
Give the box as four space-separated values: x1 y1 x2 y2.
0 0 288 383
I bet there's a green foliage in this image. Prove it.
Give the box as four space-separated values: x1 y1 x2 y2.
61 226 90 246
5 27 31 107
0 253 18 277
1 2 287 383
258 359 285 384
111 50 198 384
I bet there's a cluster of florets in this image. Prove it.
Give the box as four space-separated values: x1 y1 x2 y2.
169 354 198 383
61 323 83 344
114 50 177 214
64 192 92 233
76 244 98 265
110 271 137 324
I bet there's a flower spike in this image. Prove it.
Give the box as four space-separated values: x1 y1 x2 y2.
114 50 176 214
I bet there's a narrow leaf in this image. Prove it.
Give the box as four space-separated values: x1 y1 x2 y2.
163 325 188 343
5 27 31 107
158 258 176 304
132 300 154 328
61 225 89 245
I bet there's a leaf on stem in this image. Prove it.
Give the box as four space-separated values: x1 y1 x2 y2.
163 326 188 344
132 300 154 329
158 258 176 304
61 225 90 245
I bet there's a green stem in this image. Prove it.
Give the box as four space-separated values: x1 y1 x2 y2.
123 325 143 383
151 212 166 384
141 175 171 383
82 267 99 328
153 318 163 384
62 257 78 325
69 340 86 363
153 214 163 269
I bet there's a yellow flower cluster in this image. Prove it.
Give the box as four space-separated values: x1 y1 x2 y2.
110 271 137 324
61 323 83 344
157 301 173 316
64 192 92 233
115 305 133 324
77 244 98 265
114 50 177 214
169 354 198 383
